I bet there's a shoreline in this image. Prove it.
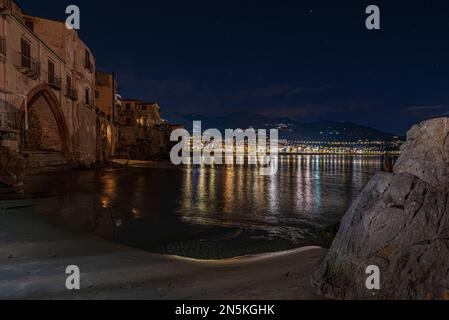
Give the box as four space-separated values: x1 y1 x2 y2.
0 201 327 300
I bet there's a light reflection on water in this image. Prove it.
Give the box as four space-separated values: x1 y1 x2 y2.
18 155 385 254
177 155 378 230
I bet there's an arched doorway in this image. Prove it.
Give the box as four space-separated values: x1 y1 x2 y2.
96 119 112 162
20 85 69 153
100 121 113 161
106 124 112 155
19 85 70 171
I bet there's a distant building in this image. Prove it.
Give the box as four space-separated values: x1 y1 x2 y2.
0 0 97 170
136 102 161 127
116 99 172 159
95 70 120 160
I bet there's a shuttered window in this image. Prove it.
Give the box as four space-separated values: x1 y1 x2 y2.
48 60 55 84
21 38 31 68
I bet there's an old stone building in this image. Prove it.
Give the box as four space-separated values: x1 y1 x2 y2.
95 70 120 162
0 0 97 174
117 99 171 159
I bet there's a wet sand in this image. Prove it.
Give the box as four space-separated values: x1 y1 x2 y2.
0 199 326 300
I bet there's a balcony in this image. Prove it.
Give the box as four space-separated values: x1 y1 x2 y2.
15 51 40 80
48 74 62 90
66 88 78 101
0 0 13 11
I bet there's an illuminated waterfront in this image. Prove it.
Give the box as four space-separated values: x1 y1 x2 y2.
16 154 388 258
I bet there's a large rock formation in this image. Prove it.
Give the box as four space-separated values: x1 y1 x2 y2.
312 118 449 300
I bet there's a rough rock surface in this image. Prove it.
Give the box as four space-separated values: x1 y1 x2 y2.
312 118 449 300
0 146 25 188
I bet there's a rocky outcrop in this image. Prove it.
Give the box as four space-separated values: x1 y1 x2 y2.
0 145 25 188
312 118 449 300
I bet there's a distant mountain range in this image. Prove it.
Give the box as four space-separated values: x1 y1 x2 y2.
163 111 402 142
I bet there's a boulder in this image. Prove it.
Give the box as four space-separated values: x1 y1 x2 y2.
394 118 449 190
312 117 449 300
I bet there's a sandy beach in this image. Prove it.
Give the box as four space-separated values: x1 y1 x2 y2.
0 199 326 300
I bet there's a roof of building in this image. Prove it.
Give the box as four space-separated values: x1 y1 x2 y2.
96 70 113 76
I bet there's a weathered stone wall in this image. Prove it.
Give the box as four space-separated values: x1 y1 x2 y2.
0 145 24 188
0 5 98 169
73 106 97 166
116 100 171 160
312 117 449 300
117 123 170 160
149 127 168 157
24 95 62 152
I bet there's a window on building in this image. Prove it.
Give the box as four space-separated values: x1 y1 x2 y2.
95 90 99 99
84 49 92 70
48 60 55 85
142 105 147 111
20 38 31 68
126 117 131 126
24 20 34 31
126 103 131 111
85 88 90 105
66 75 73 95
0 37 6 56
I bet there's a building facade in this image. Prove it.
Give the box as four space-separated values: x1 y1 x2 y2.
0 1 180 186
95 70 120 161
0 0 97 171
117 99 170 159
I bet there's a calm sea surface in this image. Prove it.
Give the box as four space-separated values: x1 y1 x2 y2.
13 155 386 258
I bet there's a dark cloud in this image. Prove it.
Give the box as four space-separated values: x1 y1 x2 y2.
404 105 448 112
403 105 449 117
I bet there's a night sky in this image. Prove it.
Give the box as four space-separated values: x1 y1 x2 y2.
19 0 449 135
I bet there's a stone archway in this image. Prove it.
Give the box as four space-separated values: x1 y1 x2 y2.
96 120 112 162
106 123 112 156
95 118 110 162
20 85 69 154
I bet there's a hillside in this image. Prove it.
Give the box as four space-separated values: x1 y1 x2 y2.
164 112 401 142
